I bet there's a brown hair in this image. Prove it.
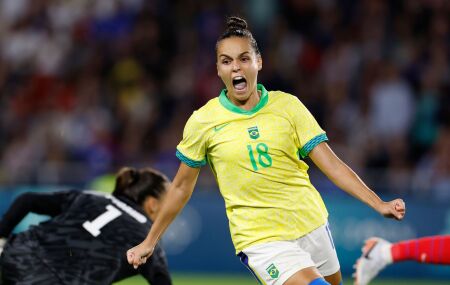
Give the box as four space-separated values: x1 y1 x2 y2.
112 167 169 204
216 16 260 55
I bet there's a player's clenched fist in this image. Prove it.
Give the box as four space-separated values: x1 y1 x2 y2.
127 244 153 269
378 199 406 220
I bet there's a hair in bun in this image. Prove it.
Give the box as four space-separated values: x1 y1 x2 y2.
216 16 260 55
226 16 247 31
113 167 170 205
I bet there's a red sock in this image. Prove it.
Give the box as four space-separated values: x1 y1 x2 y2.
391 235 450 264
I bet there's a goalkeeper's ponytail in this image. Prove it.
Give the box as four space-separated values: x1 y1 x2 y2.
113 167 170 205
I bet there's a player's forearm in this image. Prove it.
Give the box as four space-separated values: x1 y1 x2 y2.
142 164 200 250
143 183 194 249
0 191 67 238
328 162 382 210
310 143 383 211
0 193 36 237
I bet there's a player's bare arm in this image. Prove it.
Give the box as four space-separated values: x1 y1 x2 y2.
309 142 406 220
127 163 200 268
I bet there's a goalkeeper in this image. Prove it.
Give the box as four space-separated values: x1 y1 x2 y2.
0 167 172 285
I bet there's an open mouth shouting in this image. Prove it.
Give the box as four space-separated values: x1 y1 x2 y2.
232 76 247 94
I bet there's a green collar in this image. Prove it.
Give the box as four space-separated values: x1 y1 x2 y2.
219 84 269 115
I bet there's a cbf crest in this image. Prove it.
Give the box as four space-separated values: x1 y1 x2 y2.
247 126 259 140
266 263 279 279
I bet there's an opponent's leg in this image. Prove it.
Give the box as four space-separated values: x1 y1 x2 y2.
391 235 450 264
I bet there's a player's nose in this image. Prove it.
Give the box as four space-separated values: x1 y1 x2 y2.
232 61 240 71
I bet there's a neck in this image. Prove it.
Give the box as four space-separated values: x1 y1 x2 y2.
229 88 261 111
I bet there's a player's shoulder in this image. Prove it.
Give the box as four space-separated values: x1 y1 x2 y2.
60 190 107 209
186 98 222 126
82 190 113 198
268 89 299 102
54 188 85 203
267 89 303 108
195 97 221 117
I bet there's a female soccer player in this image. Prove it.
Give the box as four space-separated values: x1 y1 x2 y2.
0 167 172 285
354 235 450 285
127 16 406 285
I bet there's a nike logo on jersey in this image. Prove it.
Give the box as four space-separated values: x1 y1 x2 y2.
214 123 230 132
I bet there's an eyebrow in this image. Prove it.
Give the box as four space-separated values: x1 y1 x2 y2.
218 51 251 59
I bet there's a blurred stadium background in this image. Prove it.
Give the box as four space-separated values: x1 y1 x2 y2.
0 0 449 284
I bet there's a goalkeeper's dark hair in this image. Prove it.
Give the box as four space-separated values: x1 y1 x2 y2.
113 167 170 204
216 16 260 55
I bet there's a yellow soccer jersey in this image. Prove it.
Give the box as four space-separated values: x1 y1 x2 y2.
176 84 329 253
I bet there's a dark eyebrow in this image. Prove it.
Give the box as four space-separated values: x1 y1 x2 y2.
239 52 251 57
218 51 251 59
218 54 232 59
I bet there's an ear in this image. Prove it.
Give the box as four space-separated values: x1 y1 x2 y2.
257 55 262 71
143 197 159 221
216 62 221 77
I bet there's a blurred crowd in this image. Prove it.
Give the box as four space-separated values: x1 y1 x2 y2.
0 0 448 200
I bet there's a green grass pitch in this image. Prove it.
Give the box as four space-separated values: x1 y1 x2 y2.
114 273 449 285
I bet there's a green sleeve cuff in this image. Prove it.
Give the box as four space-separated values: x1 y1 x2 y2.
176 150 206 168
298 133 328 159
